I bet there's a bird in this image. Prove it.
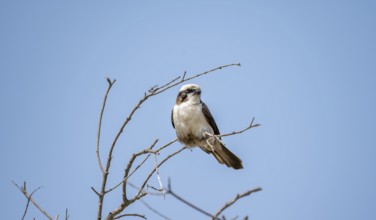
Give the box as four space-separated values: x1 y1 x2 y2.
171 84 243 169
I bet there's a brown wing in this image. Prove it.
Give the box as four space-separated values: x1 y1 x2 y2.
201 102 220 136
171 108 175 128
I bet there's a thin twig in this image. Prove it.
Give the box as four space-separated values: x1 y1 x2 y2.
113 213 146 219
105 139 159 194
212 187 262 220
91 187 101 196
106 139 177 194
153 63 241 96
122 139 160 199
13 181 54 220
140 199 172 220
135 147 187 199
107 147 187 220
21 184 42 220
97 78 116 175
127 182 164 196
166 178 216 219
220 117 260 138
96 78 117 219
106 154 151 194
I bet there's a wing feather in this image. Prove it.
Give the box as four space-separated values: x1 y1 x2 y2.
171 108 175 128
201 102 220 136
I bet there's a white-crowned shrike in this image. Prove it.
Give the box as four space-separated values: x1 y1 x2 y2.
171 84 243 169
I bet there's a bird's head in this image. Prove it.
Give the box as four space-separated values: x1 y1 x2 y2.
176 84 202 104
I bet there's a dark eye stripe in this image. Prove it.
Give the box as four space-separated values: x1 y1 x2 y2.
186 88 195 93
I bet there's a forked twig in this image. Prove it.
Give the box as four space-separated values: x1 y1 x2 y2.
13 181 54 220
135 146 187 200
106 147 187 219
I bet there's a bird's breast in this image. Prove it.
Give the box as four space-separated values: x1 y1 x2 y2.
173 103 213 146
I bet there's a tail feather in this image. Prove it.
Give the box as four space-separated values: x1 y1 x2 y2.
211 143 243 170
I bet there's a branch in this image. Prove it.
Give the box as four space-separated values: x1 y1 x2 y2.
121 139 160 198
113 213 146 219
22 185 42 220
126 182 164 196
106 147 186 220
166 178 216 219
105 138 177 194
212 187 262 220
153 63 241 96
219 117 260 138
135 146 187 200
96 64 241 219
105 63 240 176
13 181 54 220
140 199 172 220
97 78 116 174
96 78 117 220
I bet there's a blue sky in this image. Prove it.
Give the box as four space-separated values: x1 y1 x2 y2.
1 1 376 219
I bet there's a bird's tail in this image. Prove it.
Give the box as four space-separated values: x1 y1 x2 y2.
211 142 243 170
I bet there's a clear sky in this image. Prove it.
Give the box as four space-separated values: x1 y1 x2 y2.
1 1 376 219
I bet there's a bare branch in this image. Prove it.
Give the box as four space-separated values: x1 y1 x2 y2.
153 63 241 96
105 154 151 194
212 187 262 220
97 78 116 175
140 199 172 220
22 184 42 220
102 139 159 195
166 178 216 219
105 139 178 195
135 146 187 200
13 181 54 220
127 182 164 196
97 64 241 219
106 147 187 220
220 117 260 138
